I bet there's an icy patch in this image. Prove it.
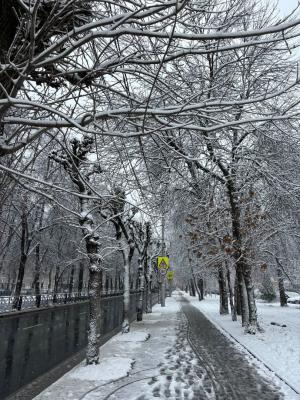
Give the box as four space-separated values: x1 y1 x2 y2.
112 331 150 342
69 357 133 382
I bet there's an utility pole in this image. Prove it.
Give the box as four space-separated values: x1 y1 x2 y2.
161 215 166 307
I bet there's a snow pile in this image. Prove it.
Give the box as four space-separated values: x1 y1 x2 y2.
69 356 133 382
186 293 300 396
111 331 150 343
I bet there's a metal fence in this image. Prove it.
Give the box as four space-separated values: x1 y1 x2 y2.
0 291 158 400
0 289 143 313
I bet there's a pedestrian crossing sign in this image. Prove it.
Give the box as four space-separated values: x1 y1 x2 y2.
157 256 170 270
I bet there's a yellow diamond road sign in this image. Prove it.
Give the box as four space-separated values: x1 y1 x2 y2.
157 256 170 270
167 270 174 281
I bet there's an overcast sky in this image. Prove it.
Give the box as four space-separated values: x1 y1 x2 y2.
277 0 298 14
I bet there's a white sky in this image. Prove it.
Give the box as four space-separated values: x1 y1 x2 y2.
277 0 299 14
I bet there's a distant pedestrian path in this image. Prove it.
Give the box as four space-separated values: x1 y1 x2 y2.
180 296 283 400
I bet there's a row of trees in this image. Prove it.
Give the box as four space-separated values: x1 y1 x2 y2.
1 0 300 362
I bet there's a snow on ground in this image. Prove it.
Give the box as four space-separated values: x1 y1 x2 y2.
110 331 150 343
34 291 299 400
69 357 133 382
186 292 300 399
34 294 183 400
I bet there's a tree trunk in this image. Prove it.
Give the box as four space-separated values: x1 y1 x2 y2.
12 253 27 310
226 267 236 321
68 265 75 296
276 259 287 307
190 279 196 296
86 263 102 365
79 197 103 365
122 256 130 332
78 262 84 295
190 267 200 299
33 244 41 308
236 267 249 326
146 277 152 313
227 179 258 331
243 264 259 333
12 209 29 310
197 278 204 301
234 274 241 316
47 267 52 293
33 203 45 307
145 256 152 313
218 266 229 315
136 257 144 322
53 265 60 303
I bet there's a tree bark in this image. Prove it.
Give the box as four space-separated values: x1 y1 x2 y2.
78 262 84 295
33 244 41 307
236 267 249 326
53 265 60 303
68 265 75 296
136 256 144 321
197 278 204 301
80 198 103 365
226 267 237 321
227 179 258 331
243 264 259 333
276 259 287 307
86 262 102 365
12 208 30 310
218 266 229 314
190 279 196 296
122 255 131 332
234 274 241 316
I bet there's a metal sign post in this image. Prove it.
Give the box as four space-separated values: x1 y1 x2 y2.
157 256 169 307
167 270 174 297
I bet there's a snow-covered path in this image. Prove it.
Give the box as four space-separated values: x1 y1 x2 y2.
186 292 300 399
33 292 300 400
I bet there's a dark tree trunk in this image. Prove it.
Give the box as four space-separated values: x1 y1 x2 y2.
114 273 118 292
218 267 229 314
47 268 52 293
12 209 29 310
77 262 84 295
146 276 152 313
12 253 27 310
276 259 287 307
68 265 75 296
53 265 60 303
190 279 196 296
33 244 41 308
234 274 242 316
227 179 258 332
197 278 204 301
105 275 110 292
243 264 258 333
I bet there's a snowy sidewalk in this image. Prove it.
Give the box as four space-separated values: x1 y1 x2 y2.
34 292 205 400
33 292 299 400
185 293 300 399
